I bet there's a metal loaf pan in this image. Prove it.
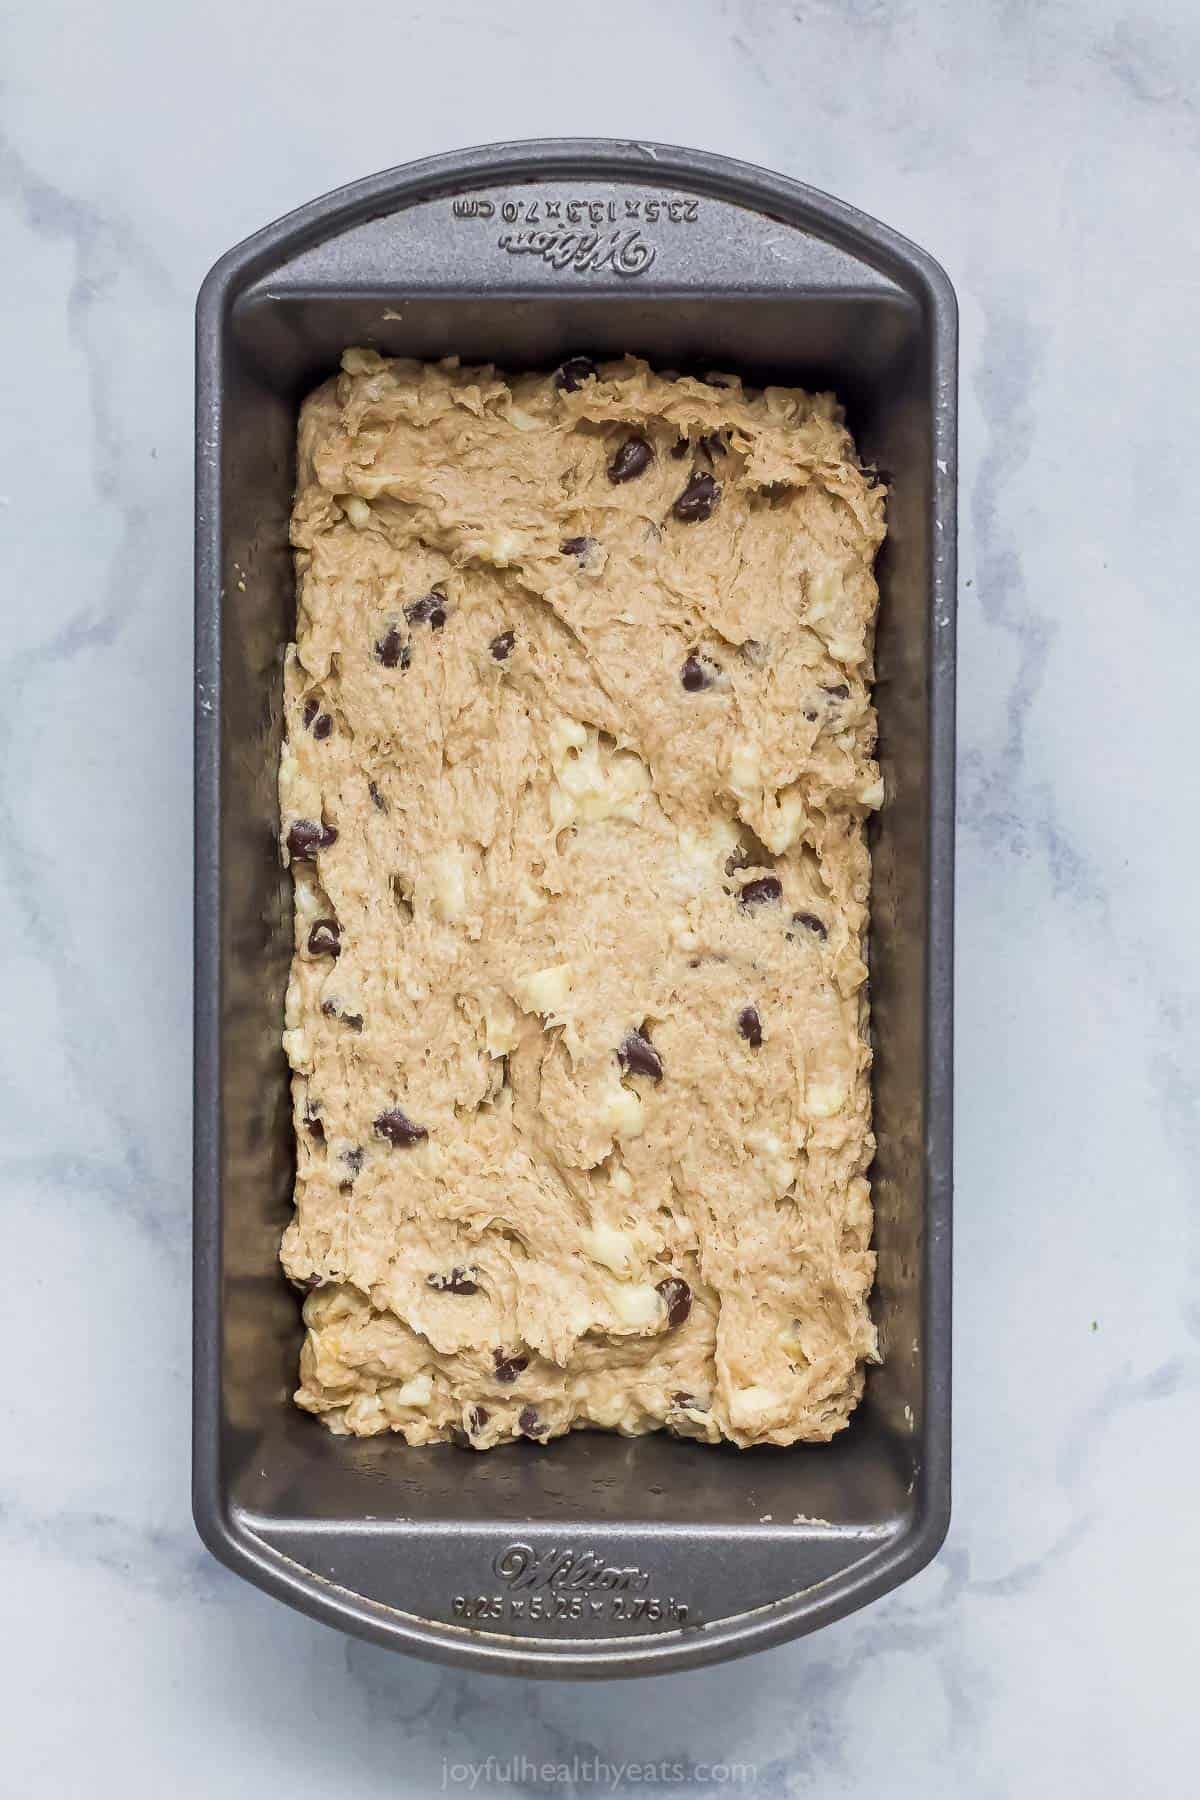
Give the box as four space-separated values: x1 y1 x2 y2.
194 139 956 1677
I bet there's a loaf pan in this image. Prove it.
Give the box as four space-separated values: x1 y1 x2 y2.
194 139 956 1677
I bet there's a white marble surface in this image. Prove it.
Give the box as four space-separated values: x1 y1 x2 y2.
3 0 1198 1791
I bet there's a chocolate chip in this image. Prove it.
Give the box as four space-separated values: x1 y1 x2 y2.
321 999 362 1031
405 591 447 629
427 1266 479 1295
617 1030 663 1082
493 1350 528 1384
555 356 598 392
824 683 850 700
468 1405 490 1433
368 780 388 811
307 919 341 957
608 435 653 483
299 703 327 736
374 1107 428 1147
447 1425 472 1449
803 709 819 722
737 1005 763 1048
518 1406 542 1437
489 629 515 661
375 625 411 669
303 1105 325 1142
293 1272 323 1293
739 876 782 908
673 470 721 522
560 535 597 561
656 1277 693 1328
680 653 714 692
789 911 828 940
287 819 337 861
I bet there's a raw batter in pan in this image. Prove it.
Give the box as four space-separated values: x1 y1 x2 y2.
279 350 884 1449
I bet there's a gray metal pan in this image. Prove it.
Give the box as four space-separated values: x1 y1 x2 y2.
193 138 956 1677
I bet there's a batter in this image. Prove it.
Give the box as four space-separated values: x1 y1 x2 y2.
279 350 885 1448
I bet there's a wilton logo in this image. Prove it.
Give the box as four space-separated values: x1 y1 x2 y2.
451 1542 687 1622
493 1542 651 1593
496 226 655 277
448 191 701 278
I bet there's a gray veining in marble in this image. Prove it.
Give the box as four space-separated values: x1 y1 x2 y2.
2 0 1198 1792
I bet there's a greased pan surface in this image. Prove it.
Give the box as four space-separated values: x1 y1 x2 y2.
194 139 956 1677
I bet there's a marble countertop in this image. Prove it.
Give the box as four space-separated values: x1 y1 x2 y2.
3 0 1196 1792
